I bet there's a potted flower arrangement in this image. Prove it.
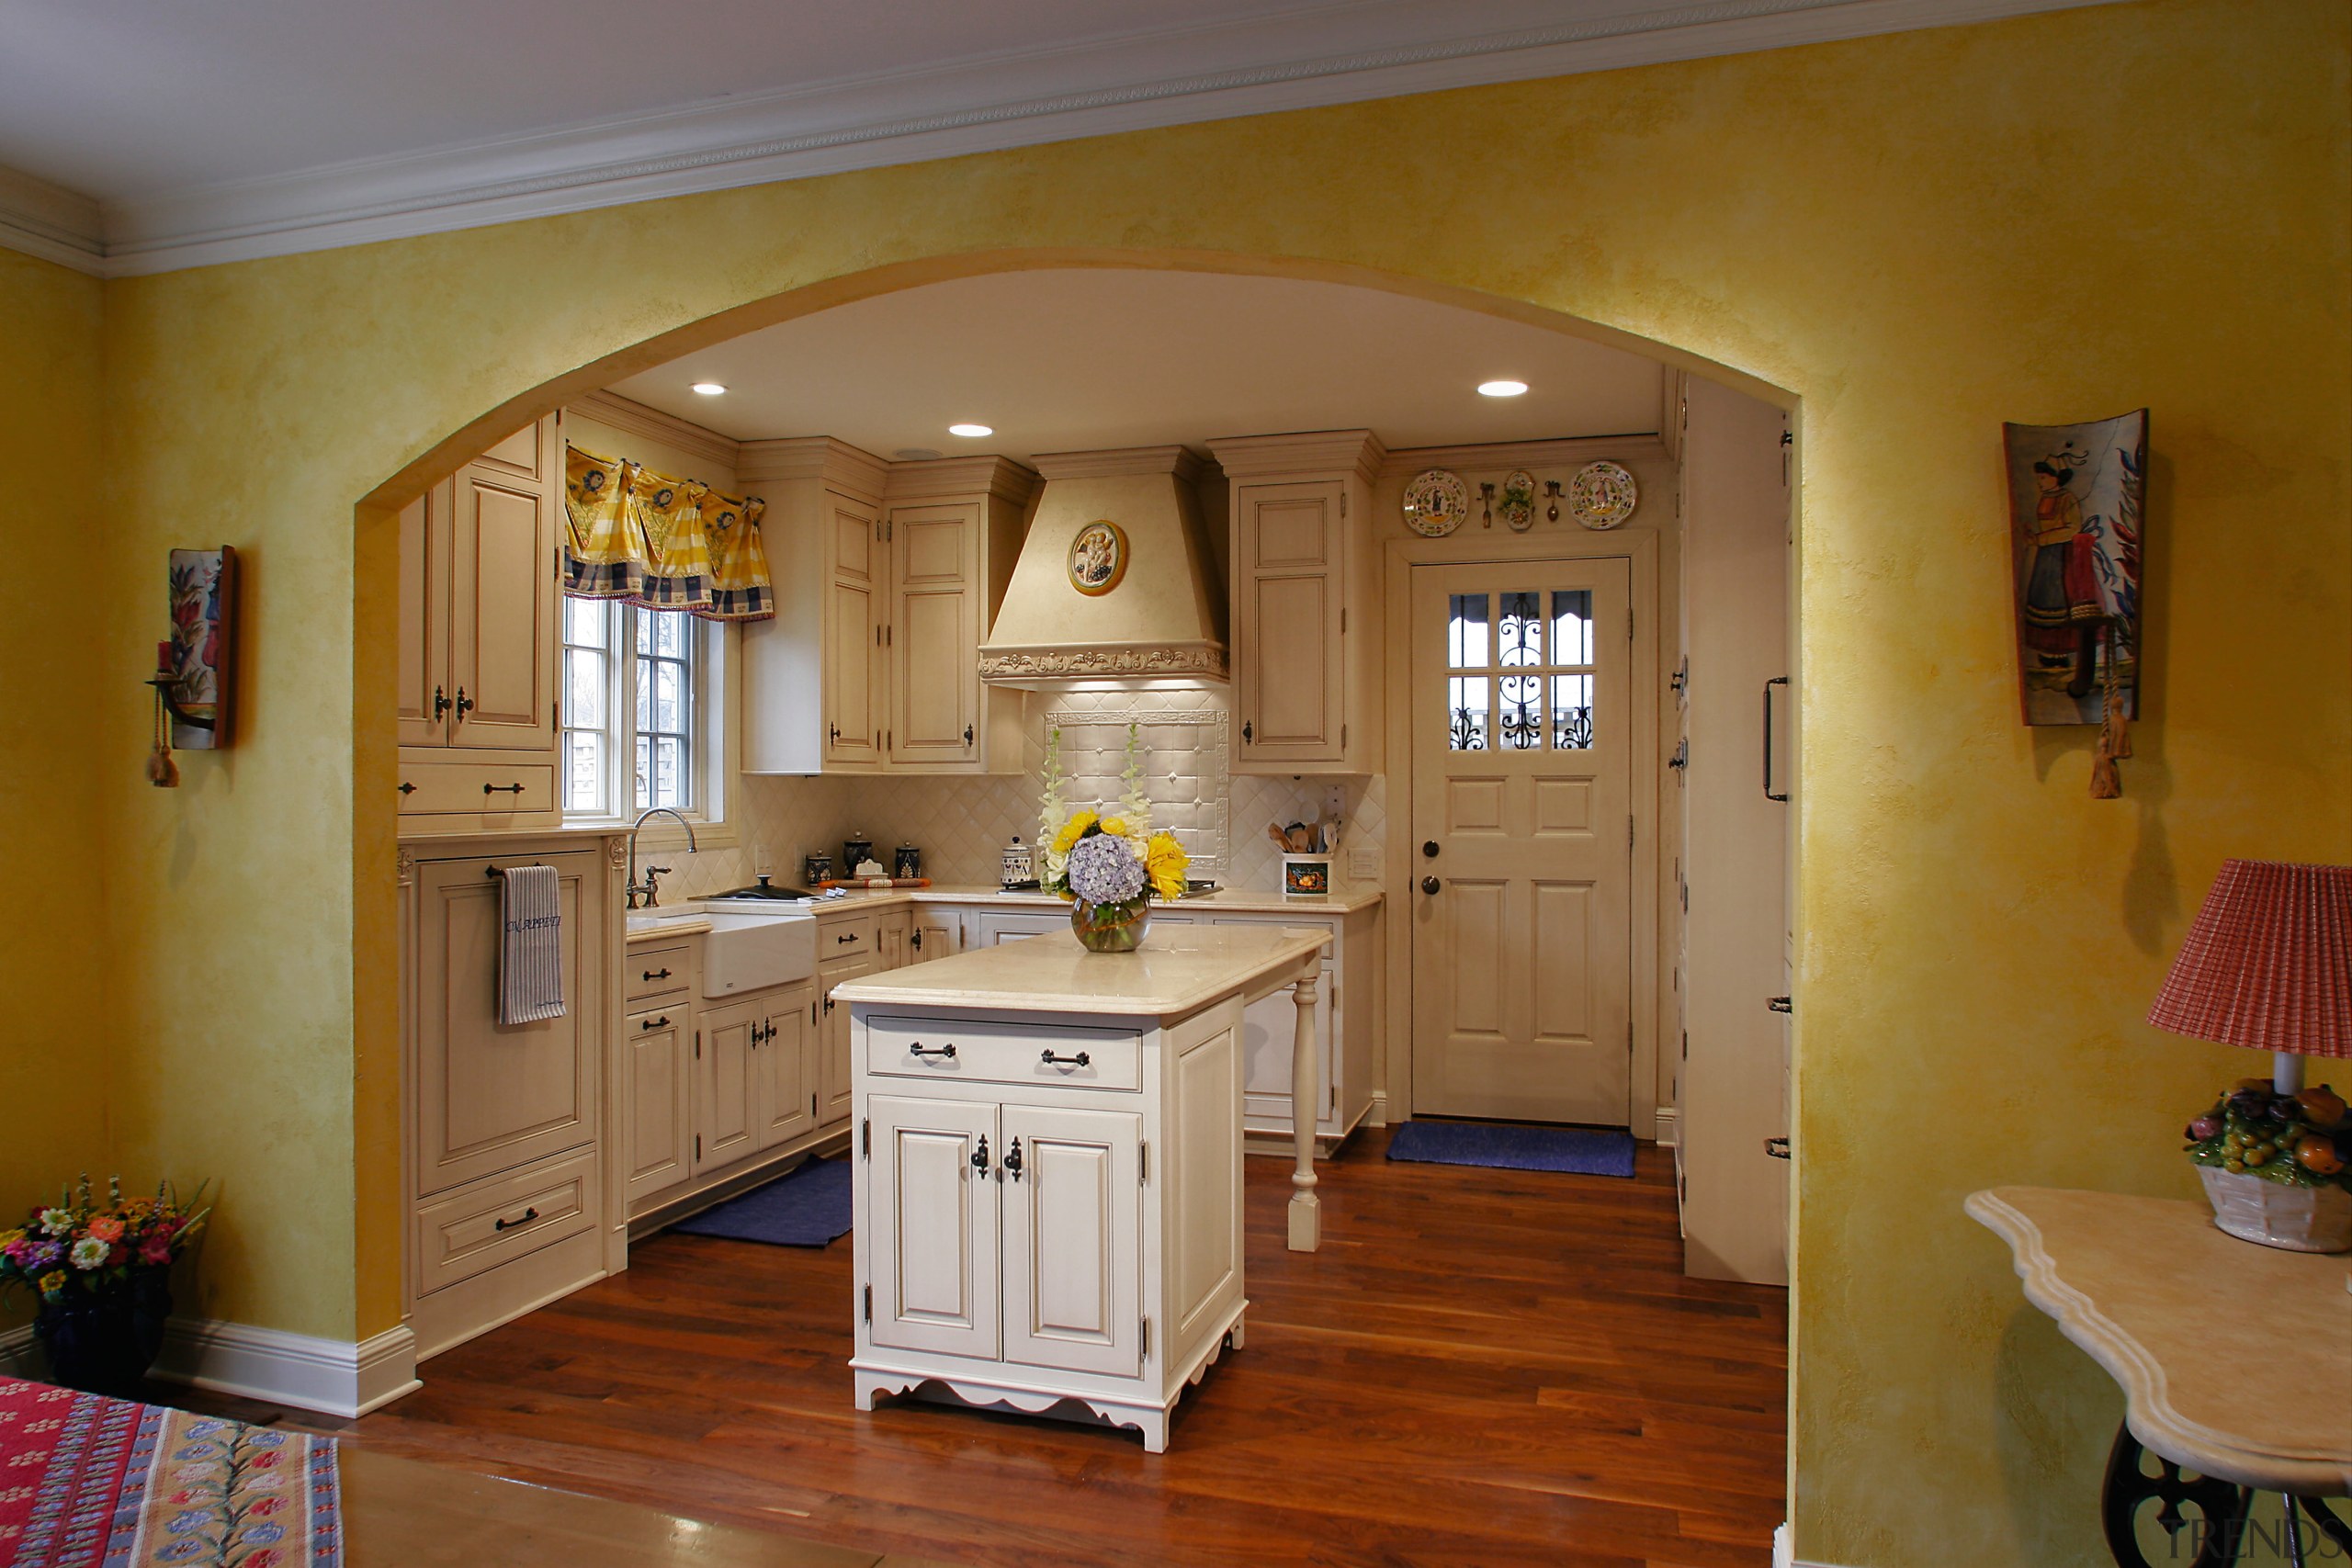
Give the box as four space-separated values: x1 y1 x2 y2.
1 1175 209 1397
2181 1080 2351 1251
1039 722 1189 953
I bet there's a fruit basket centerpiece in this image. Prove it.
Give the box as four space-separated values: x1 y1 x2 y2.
2181 1079 2351 1252
1040 722 1188 953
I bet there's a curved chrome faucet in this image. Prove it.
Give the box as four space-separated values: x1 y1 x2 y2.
627 807 699 909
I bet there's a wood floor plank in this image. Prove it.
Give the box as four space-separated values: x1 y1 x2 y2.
181 1130 1787 1566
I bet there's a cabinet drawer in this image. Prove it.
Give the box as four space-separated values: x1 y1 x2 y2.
626 943 691 1006
865 1015 1141 1092
399 761 555 814
412 1149 596 1296
819 912 876 961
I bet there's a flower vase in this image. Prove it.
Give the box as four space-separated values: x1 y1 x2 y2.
35 1268 174 1398
1070 895 1152 953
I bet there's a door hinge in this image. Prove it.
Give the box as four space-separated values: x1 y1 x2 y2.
861 1117 870 1158
1140 1315 1150 1355
863 1283 873 1323
1138 1142 1148 1184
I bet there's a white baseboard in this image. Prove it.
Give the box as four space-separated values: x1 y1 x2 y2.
1775 1522 1854 1568
1655 1105 1680 1146
0 1316 419 1420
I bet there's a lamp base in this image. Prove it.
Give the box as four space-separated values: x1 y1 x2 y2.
2199 1167 2352 1253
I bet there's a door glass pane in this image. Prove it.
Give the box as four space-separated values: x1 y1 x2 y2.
1448 594 1490 669
1552 674 1594 750
1552 591 1594 665
1498 592 1544 669
1448 675 1489 750
1499 671 1544 750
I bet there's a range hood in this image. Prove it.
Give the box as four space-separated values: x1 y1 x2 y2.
978 446 1227 690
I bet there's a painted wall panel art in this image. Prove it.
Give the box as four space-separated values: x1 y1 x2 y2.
166 546 239 749
2004 410 2146 727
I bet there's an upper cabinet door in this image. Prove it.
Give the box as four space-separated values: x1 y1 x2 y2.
397 478 456 747
888 502 981 770
1234 479 1345 766
825 493 884 766
449 417 559 753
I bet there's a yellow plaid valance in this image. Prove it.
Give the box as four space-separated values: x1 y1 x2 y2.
562 445 772 621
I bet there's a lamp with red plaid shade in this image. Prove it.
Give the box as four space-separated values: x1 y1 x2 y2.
2149 860 2352 1095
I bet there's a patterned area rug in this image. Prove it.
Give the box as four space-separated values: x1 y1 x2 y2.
0 1376 341 1566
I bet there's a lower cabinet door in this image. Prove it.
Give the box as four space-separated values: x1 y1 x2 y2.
1000 1104 1142 1378
695 998 759 1175
867 1096 1000 1359
624 1005 692 1206
752 987 816 1153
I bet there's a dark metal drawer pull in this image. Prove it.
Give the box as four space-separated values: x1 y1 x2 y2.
908 1042 956 1059
493 1206 539 1231
640 1016 668 1032
836 932 859 944
483 782 526 795
641 968 672 981
1040 1049 1092 1068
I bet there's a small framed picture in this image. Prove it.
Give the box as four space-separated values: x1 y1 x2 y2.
1067 519 1128 597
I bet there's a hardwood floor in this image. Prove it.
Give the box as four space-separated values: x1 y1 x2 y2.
316 1132 1787 1567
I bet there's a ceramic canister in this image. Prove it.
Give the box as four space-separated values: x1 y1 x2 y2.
894 844 922 880
842 834 874 874
803 853 833 886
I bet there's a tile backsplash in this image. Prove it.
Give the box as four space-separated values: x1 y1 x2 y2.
662 685 1385 899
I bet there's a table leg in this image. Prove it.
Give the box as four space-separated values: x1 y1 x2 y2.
1285 964 1320 1253
2100 1423 2249 1568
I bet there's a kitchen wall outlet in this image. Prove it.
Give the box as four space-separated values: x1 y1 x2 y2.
1348 847 1379 882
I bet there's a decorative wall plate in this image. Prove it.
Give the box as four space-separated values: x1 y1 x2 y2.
1404 469 1471 536
1568 461 1639 529
1499 469 1537 532
1067 519 1128 595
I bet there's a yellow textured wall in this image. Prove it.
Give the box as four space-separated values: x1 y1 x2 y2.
58 0 2352 1562
0 250 111 1328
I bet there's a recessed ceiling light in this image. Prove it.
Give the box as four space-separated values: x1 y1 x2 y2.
690 382 727 396
1477 379 1529 398
948 423 994 438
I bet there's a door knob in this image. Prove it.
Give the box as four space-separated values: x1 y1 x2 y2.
1422 840 1440 858
1421 876 1441 895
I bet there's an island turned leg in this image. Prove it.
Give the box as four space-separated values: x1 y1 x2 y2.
1287 964 1321 1252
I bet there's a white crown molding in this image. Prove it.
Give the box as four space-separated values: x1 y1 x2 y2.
2 0 2111 279
0 1316 420 1418
567 391 742 473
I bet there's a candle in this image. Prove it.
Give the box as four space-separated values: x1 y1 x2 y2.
156 639 173 675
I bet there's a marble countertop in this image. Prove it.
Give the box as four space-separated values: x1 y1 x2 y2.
831 925 1329 1019
627 883 1380 941
1966 1185 2352 1494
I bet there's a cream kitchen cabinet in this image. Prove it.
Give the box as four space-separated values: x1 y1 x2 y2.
397 413 564 830
623 1003 693 1207
1208 908 1378 1151
910 907 963 961
741 443 1035 775
401 833 621 1361
1206 431 1385 774
697 982 819 1176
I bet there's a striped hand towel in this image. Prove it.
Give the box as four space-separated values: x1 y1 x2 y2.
499 864 566 1025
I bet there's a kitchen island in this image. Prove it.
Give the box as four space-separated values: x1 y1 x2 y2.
832 924 1329 1451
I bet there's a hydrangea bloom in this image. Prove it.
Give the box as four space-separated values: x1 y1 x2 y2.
1065 832 1147 904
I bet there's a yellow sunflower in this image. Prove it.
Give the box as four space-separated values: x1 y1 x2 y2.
1145 831 1190 901
1051 810 1099 855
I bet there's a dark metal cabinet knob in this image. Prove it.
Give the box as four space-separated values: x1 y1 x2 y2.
1421 876 1441 895
1002 1137 1024 1182
971 1134 989 1174
1422 840 1440 858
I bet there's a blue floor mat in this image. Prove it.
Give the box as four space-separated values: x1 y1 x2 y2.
1385 1119 1637 1178
670 1157 853 1247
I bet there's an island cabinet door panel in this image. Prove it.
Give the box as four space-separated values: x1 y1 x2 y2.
623 1005 692 1206
1167 1010 1245 1346
868 1096 1001 1359
1000 1106 1142 1379
695 999 759 1175
752 989 816 1152
413 855 598 1196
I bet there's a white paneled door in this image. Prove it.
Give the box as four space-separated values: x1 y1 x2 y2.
1411 560 1634 1125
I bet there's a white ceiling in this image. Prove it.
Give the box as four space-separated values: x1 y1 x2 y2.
0 0 2098 276
604 268 1667 461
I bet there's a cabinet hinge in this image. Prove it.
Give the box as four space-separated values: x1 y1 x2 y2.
887 518 894 542
1140 1315 1151 1355
863 1283 873 1323
1342 723 1348 749
1340 607 1347 634
694 1031 702 1059
887 625 892 646
1627 1021 1635 1056
695 1134 702 1159
1628 606 1635 640
1340 492 1348 519
810 1091 818 1115
861 1118 870 1158
1138 1142 1148 1185
1628 815 1635 849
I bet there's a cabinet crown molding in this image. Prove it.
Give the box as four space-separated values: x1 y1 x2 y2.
1205 430 1385 480
1030 446 1203 484
884 454 1040 505
735 435 892 499
568 392 742 473
1374 433 1670 479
